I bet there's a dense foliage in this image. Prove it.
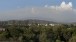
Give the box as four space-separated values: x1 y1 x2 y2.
0 24 76 42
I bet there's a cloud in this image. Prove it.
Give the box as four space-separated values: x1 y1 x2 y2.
44 1 73 10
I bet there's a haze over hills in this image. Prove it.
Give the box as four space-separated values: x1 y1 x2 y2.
0 19 58 26
0 1 76 23
0 19 75 24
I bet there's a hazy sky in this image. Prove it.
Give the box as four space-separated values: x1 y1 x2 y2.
0 0 76 22
0 0 75 11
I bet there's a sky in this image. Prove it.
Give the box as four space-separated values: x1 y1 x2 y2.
0 0 76 11
0 0 76 23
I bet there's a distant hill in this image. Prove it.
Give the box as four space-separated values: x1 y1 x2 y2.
0 19 57 25
23 19 57 24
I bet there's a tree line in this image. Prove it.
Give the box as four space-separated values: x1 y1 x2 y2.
0 24 76 42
